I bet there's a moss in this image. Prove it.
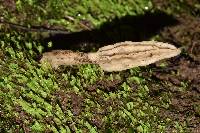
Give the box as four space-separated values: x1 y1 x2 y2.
0 0 152 32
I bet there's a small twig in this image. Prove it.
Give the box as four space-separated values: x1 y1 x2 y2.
0 17 70 34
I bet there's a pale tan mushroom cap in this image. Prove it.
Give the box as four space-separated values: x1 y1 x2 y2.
88 41 181 72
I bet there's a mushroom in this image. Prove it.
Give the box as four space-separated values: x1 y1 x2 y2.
40 41 181 72
40 50 91 69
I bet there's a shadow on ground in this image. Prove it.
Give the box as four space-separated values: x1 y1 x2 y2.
42 10 178 52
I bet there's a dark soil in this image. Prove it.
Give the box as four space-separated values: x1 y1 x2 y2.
151 0 200 132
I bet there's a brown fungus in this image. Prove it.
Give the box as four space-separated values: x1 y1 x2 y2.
40 41 181 71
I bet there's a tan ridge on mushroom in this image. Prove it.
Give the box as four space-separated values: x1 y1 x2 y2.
40 41 181 72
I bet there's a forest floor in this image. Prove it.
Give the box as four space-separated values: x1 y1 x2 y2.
0 0 200 132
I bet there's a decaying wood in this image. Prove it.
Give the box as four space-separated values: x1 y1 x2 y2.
40 41 181 72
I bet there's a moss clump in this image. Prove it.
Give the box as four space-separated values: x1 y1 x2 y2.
0 0 152 32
